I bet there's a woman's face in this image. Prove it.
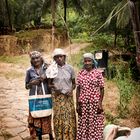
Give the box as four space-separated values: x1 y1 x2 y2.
84 58 93 71
31 56 42 67
54 55 65 66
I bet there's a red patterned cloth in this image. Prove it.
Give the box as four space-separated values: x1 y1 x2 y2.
28 113 52 139
76 69 104 140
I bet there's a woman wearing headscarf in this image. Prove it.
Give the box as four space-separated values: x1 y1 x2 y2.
76 53 105 140
25 51 53 140
50 48 76 140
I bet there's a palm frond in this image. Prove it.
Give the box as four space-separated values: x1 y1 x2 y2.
104 5 118 27
104 0 130 29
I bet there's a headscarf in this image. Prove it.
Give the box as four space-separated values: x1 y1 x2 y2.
83 53 94 59
29 51 42 59
83 52 98 68
52 48 66 57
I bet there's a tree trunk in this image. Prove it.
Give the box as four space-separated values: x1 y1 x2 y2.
5 0 12 32
63 0 67 22
128 0 140 72
51 0 56 50
114 28 117 47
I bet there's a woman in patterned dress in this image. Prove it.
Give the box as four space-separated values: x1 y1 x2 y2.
76 53 104 140
25 51 53 140
49 48 76 140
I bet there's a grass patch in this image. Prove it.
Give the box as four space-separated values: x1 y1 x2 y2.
105 111 119 125
6 71 23 79
68 53 83 69
0 55 29 67
15 29 51 39
0 70 24 79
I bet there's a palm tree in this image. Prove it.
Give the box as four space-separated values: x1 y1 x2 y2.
5 0 12 31
104 0 140 72
128 0 140 72
63 0 67 22
51 0 56 49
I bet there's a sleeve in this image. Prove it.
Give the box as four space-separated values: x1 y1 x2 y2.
25 69 30 84
97 72 104 88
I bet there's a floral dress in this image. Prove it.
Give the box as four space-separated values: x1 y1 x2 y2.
76 69 104 140
52 64 76 140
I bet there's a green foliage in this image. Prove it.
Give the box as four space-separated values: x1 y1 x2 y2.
113 61 135 118
68 11 92 41
117 79 134 117
130 88 140 124
68 44 98 70
105 0 130 29
92 33 114 48
105 111 119 125
68 52 83 71
15 29 49 39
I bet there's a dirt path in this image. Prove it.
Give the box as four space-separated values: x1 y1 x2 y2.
0 43 120 140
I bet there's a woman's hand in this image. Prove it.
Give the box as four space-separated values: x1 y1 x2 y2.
97 101 103 114
39 74 46 82
48 84 55 89
29 79 41 86
76 102 82 116
66 90 73 96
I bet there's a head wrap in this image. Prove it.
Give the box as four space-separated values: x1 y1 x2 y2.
52 48 66 57
83 53 94 59
83 52 98 68
29 51 41 58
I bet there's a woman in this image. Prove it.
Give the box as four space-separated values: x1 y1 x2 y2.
50 48 76 140
25 51 53 140
76 53 105 140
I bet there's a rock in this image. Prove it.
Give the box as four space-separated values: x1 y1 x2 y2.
0 105 9 109
0 131 3 136
11 127 27 134
8 136 22 140
2 117 24 128
4 126 27 138
19 130 30 139
3 128 18 137
0 136 4 140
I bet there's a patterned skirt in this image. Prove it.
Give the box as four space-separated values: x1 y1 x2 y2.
76 101 104 140
28 112 52 139
52 92 76 140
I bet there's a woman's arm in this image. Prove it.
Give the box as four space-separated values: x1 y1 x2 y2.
76 85 82 115
66 78 76 96
97 71 105 114
72 78 76 90
100 87 104 102
97 87 104 114
25 70 31 89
